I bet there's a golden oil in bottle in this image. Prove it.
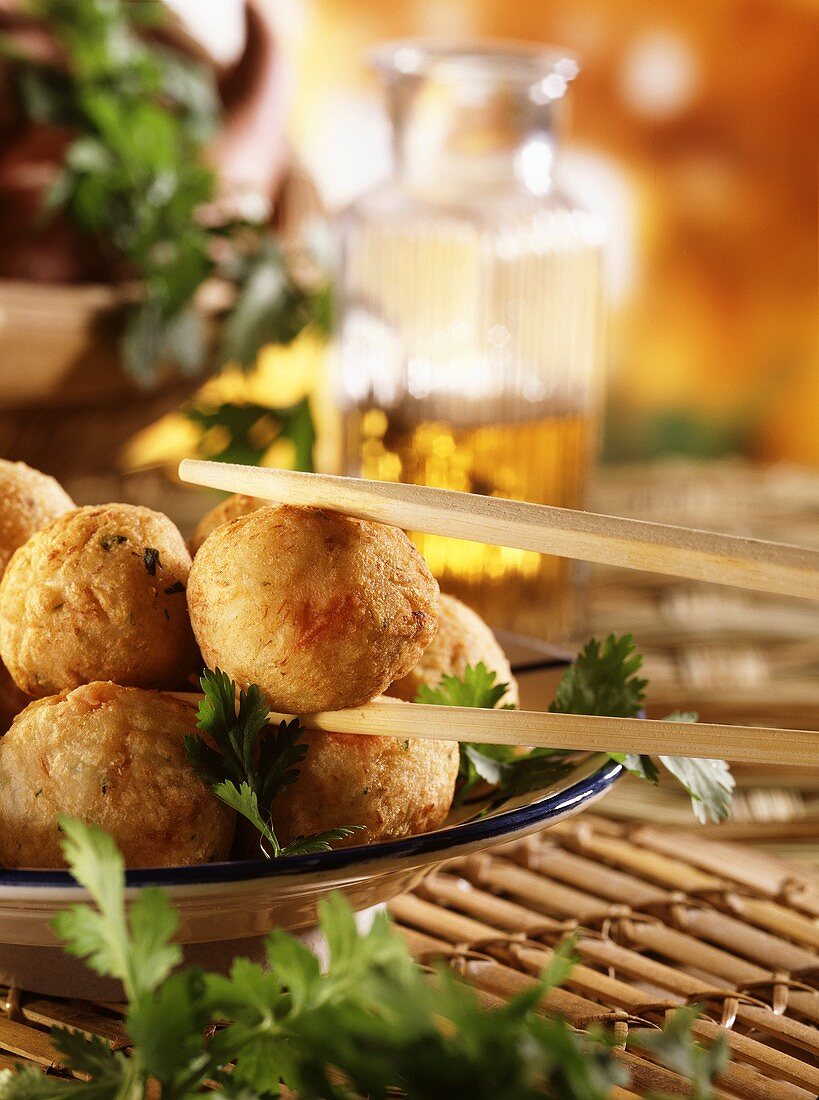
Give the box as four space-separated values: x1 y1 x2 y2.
334 43 606 642
343 405 595 640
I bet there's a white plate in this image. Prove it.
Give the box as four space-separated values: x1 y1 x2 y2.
0 638 623 997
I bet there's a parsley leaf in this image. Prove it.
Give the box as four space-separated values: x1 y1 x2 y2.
416 661 516 709
416 664 571 806
549 637 649 795
50 1030 131 1095
281 829 363 856
0 820 729 1100
212 779 280 853
127 968 212 1088
0 1066 80 1097
10 0 328 385
50 815 196 1095
187 668 361 856
191 670 305 804
549 634 648 717
420 638 733 825
550 637 734 824
608 751 661 784
53 816 180 1002
211 779 358 857
658 712 735 824
186 669 274 792
463 744 575 805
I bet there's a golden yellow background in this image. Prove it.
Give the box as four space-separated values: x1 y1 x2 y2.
287 0 818 465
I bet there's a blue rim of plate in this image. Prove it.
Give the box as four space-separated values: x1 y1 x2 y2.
0 757 623 889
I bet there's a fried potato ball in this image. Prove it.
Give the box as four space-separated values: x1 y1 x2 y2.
188 505 439 713
0 459 74 578
191 494 270 554
269 728 459 848
0 682 234 869
0 504 199 697
388 593 519 706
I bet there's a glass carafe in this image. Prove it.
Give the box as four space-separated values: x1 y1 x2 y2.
334 40 605 641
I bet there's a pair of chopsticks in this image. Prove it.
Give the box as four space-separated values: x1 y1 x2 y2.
179 460 819 767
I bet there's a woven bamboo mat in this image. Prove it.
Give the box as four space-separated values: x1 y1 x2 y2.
3 815 818 1097
390 815 819 1098
580 461 819 857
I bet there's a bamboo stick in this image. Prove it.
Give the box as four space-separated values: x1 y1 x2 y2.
174 690 817 767
178 460 819 600
269 697 817 768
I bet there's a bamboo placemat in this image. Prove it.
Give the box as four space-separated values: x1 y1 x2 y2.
389 815 819 1098
580 460 819 857
3 815 818 1097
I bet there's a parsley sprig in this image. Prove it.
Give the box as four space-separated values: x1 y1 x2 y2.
418 636 734 824
5 0 328 384
549 634 648 716
550 636 734 824
416 663 517 710
0 818 728 1100
184 395 316 469
186 669 360 857
418 663 574 806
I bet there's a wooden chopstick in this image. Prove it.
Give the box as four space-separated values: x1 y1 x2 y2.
179 461 819 601
280 699 818 767
174 694 817 766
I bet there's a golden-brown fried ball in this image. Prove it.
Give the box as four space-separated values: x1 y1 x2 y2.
188 505 439 713
269 728 459 849
0 682 234 869
0 459 74 578
191 494 271 554
388 593 519 706
0 504 199 697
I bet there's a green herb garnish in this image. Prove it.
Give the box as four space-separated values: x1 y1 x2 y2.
418 636 734 824
7 0 329 384
417 662 572 805
0 817 728 1099
549 634 648 717
185 394 316 470
654 711 735 825
142 547 160 575
550 635 734 824
417 661 517 710
99 533 128 551
186 668 360 856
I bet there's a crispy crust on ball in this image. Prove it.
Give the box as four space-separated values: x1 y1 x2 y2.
0 682 234 869
191 494 272 554
0 504 199 697
388 593 519 705
0 459 74 578
188 505 439 713
268 728 459 849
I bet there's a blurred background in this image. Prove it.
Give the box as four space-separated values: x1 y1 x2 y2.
0 0 816 471
289 0 818 467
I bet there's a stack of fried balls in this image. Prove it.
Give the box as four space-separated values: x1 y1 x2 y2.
0 461 518 869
